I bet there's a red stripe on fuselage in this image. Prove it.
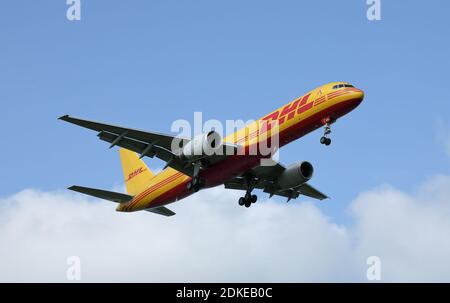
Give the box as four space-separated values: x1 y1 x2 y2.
124 172 184 211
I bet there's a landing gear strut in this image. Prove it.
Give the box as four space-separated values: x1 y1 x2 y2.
238 177 258 208
187 161 205 192
320 118 332 146
187 176 205 192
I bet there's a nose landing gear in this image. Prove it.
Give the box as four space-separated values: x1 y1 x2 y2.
320 133 331 146
320 117 332 146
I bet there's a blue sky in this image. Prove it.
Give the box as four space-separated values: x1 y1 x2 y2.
1 0 449 225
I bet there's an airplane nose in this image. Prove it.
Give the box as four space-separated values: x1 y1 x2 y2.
347 88 364 108
353 88 364 102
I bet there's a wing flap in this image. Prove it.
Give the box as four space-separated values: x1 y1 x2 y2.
224 179 248 190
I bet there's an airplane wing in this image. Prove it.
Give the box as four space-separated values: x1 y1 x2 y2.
59 115 232 177
60 115 188 151
224 162 328 201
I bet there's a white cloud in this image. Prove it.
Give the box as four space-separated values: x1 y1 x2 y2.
1 175 450 282
351 175 450 282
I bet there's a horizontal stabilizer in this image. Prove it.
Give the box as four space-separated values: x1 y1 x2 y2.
146 206 176 216
68 185 133 203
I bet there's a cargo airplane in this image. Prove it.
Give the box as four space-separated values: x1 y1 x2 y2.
60 82 364 216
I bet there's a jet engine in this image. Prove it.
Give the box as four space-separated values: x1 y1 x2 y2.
181 131 222 161
275 162 314 189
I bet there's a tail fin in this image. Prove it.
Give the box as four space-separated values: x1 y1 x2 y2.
119 148 154 195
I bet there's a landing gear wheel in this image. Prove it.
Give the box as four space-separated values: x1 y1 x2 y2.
244 200 252 208
251 194 257 203
238 197 246 206
320 120 333 146
320 136 331 146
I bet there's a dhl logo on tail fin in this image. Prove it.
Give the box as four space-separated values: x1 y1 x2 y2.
119 148 154 195
127 167 146 181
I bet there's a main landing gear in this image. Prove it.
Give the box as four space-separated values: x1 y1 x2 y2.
320 117 332 146
187 176 205 192
238 192 257 208
187 161 205 192
238 176 258 208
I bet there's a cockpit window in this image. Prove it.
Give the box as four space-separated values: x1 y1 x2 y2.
332 84 354 89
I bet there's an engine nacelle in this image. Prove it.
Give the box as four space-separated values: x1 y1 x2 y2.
275 162 314 189
181 131 222 160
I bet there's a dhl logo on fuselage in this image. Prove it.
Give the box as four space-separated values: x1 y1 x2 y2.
260 87 358 132
233 87 357 145
127 167 146 181
260 93 313 132
233 93 313 146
